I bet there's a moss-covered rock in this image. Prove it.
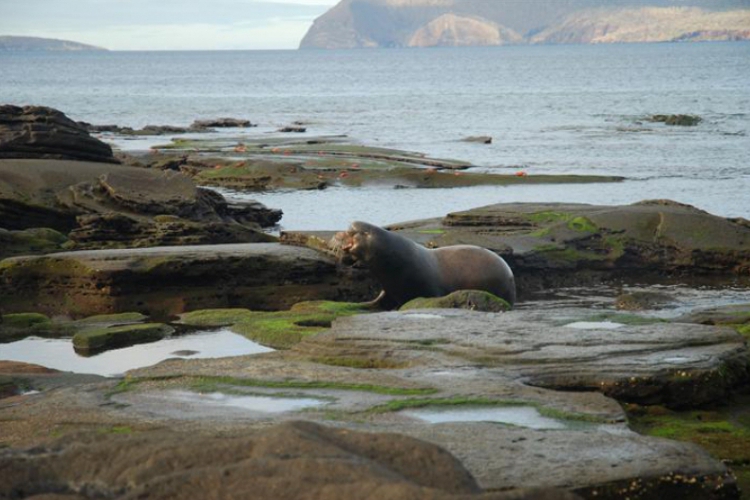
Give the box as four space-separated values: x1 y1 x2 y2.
72 312 148 326
676 303 750 327
72 323 174 353
628 399 750 496
649 114 702 126
1 313 51 329
180 301 372 350
400 290 511 313
0 227 70 259
615 291 673 311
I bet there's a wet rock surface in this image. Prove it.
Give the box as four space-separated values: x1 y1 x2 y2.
300 308 749 408
0 243 377 318
0 421 578 500
1 294 746 498
0 105 117 163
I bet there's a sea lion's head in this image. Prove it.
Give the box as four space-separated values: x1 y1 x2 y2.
332 221 383 266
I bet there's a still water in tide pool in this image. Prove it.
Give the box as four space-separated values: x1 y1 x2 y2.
0 329 272 377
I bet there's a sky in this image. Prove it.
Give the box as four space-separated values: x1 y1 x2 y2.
0 0 339 50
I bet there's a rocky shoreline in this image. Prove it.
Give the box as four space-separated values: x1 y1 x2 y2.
1 106 749 499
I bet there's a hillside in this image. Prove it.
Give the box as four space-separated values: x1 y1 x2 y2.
0 36 107 51
299 0 750 48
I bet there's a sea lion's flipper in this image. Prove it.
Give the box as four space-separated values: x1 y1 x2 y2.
359 290 391 310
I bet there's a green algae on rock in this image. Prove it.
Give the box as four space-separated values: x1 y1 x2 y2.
180 301 372 350
72 323 174 353
649 114 702 126
400 290 511 313
0 244 378 319
627 398 750 497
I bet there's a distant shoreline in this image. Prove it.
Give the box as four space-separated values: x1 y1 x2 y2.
0 36 107 52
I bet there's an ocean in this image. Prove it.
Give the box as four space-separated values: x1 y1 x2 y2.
2 42 748 230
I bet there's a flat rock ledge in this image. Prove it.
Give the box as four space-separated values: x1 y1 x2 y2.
97 305 748 498
0 243 376 318
0 421 578 500
303 309 749 408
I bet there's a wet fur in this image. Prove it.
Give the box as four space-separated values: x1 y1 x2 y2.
335 221 516 308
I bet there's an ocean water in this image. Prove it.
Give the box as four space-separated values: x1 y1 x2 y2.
1 43 749 227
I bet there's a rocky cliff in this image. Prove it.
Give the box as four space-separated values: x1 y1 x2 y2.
299 0 750 48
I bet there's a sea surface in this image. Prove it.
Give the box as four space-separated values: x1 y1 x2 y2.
1 42 749 228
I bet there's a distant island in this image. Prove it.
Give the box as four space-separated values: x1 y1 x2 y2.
300 0 750 49
0 36 107 51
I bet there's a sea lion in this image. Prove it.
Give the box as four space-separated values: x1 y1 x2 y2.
333 221 516 309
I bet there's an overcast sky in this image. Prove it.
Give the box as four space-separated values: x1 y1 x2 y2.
0 0 339 50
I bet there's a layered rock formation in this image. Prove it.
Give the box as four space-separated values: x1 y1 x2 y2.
0 159 281 257
0 243 376 318
300 0 750 48
0 105 117 163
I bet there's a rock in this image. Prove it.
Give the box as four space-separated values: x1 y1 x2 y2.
303 309 749 408
615 291 673 310
0 105 117 163
385 200 750 294
0 376 18 399
400 290 511 313
0 420 576 500
0 159 281 254
83 123 197 135
0 227 70 259
278 125 307 133
72 323 173 353
191 117 254 128
0 243 378 319
68 213 275 250
0 361 57 374
462 136 492 144
649 114 702 126
675 303 750 327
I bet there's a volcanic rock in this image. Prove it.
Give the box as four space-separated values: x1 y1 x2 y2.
0 159 281 255
0 105 116 163
0 420 578 500
0 243 377 318
191 117 254 128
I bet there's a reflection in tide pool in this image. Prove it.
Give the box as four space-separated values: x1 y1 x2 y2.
0 329 272 377
164 390 327 413
403 406 567 430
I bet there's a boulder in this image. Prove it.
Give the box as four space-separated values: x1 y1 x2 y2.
462 136 492 144
0 420 577 500
0 105 117 163
400 290 511 313
72 323 173 353
649 114 702 126
191 117 254 128
0 159 281 255
278 125 307 133
0 243 378 319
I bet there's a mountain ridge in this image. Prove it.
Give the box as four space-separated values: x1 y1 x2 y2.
299 0 750 48
0 36 107 51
